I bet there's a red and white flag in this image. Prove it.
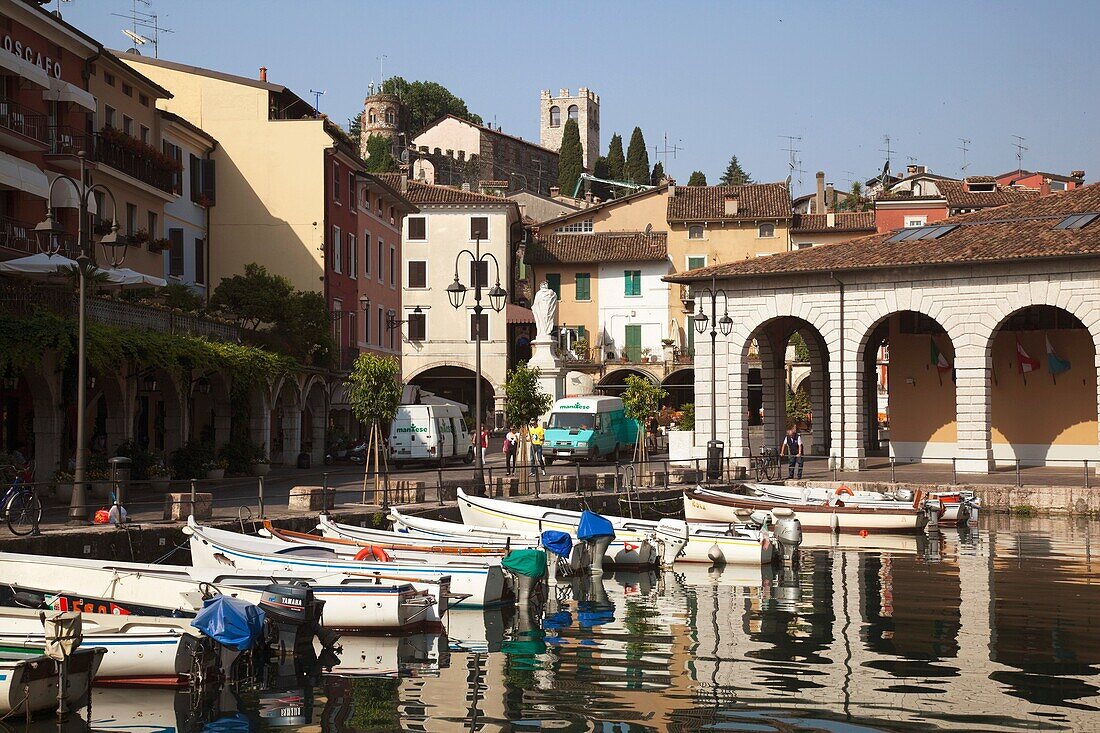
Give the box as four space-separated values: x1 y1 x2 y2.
1017 339 1040 374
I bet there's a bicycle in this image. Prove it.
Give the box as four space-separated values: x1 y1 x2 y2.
0 463 42 536
751 447 779 482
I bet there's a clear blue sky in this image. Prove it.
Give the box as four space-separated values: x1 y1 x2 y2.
60 0 1100 197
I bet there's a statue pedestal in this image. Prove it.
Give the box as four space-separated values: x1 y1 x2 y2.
529 337 565 401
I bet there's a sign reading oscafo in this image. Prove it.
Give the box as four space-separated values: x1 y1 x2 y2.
3 34 63 78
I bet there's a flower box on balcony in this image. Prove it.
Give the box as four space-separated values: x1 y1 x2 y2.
148 237 171 253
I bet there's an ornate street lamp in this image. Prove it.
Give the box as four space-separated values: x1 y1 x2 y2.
34 152 126 523
693 274 733 481
448 237 506 495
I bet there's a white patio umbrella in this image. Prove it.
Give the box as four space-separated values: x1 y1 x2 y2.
102 267 167 288
0 251 80 280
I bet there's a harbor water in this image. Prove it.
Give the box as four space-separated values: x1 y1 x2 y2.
72 514 1099 732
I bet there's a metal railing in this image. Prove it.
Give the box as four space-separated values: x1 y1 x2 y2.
0 97 48 144
47 126 176 194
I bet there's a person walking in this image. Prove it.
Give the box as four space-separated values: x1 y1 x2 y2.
529 419 546 476
503 426 519 476
479 427 490 465
779 426 804 479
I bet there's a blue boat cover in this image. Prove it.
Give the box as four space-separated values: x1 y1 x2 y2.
576 510 615 540
191 595 266 651
541 530 573 558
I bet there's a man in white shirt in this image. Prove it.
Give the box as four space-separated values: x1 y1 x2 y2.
779 426 804 479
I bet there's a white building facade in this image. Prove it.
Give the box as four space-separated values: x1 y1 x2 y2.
158 110 216 297
597 258 670 364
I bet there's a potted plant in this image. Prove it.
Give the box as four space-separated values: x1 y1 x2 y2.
88 468 113 500
53 470 74 503
147 463 172 493
641 347 653 363
204 459 228 481
661 338 675 347
252 455 271 477
128 228 150 246
148 237 172 253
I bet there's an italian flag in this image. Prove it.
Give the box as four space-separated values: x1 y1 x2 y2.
1017 339 1040 374
930 338 951 373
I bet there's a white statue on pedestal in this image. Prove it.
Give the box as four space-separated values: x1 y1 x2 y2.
531 281 558 341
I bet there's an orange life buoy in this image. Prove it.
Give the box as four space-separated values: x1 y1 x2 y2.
353 545 391 562
835 485 854 497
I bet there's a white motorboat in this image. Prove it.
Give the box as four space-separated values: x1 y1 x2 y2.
185 519 506 609
684 486 928 534
0 647 103 716
0 551 440 633
265 521 511 559
742 483 979 525
453 489 772 565
319 514 541 552
0 607 210 687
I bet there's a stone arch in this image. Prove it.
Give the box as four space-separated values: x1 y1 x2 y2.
987 305 1097 465
302 376 329 466
408 365 496 425
549 105 560 127
597 368 658 399
368 108 376 124
856 310 957 463
11 357 61 476
661 368 694 409
271 376 302 465
188 371 231 448
567 104 578 121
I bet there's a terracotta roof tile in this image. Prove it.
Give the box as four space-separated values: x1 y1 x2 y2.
669 182 1100 282
667 183 791 222
963 176 996 184
526 232 668 265
938 180 1038 209
401 180 517 207
792 212 876 233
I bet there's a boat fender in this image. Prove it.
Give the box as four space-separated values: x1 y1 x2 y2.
354 545 391 562
835 485 854 497
707 543 725 564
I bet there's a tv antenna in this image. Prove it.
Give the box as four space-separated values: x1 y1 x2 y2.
377 54 388 86
654 132 683 170
1012 135 1028 172
958 138 971 174
309 89 326 116
111 0 173 58
843 170 856 186
779 135 803 187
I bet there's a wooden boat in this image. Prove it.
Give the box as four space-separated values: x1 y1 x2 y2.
265 521 508 557
742 482 977 525
185 519 506 609
684 486 928 534
454 489 772 565
0 551 440 633
318 515 541 552
0 608 211 688
0 647 103 716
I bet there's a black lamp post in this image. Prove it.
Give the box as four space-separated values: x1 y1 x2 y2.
34 152 125 523
446 237 506 496
693 275 733 482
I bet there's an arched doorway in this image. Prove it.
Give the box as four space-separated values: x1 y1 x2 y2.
988 305 1096 464
271 378 301 466
661 368 694 409
302 377 328 466
409 365 495 426
597 368 657 399
743 318 830 455
858 310 955 462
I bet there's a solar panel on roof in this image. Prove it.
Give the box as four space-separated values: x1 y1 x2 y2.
887 227 923 242
924 224 958 239
1054 213 1099 230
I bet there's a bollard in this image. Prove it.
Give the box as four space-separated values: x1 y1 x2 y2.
258 476 266 518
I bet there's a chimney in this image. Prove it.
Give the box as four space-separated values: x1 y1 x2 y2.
815 171 825 214
1040 178 1052 196
826 183 836 210
668 184 675 197
826 212 836 228
549 186 560 198
724 196 739 216
1072 170 1085 180
259 66 267 82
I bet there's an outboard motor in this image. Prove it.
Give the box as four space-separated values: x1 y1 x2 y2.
922 498 945 535
654 519 689 565
540 530 574 587
577 510 616 575
502 549 547 606
260 582 338 652
771 508 802 565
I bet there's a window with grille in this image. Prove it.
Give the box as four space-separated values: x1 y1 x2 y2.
556 219 593 233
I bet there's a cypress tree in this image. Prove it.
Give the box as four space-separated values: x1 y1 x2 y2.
624 127 650 185
557 118 584 197
651 161 665 185
687 171 707 186
592 155 611 199
720 154 753 186
606 133 625 182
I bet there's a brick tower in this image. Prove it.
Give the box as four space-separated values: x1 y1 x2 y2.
539 88 600 170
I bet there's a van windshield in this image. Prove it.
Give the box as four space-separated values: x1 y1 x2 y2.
548 412 593 431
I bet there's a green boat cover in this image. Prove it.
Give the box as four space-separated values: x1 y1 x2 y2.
502 548 547 578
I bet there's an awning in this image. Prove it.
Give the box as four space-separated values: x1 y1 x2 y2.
0 151 49 198
103 267 167 288
0 52 51 90
506 303 535 324
46 171 97 214
42 77 96 113
0 252 77 280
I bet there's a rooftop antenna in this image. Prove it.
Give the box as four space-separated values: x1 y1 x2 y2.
958 138 971 174
310 89 326 117
111 0 173 58
1012 134 1028 173
879 134 894 173
377 54 388 86
654 132 683 171
779 134 803 187
843 170 856 187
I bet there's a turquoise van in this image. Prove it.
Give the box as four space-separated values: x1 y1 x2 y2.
543 396 638 464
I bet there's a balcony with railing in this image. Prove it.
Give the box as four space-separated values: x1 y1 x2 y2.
0 98 48 151
45 126 178 195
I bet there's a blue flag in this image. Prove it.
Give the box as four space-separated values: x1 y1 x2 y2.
1046 336 1071 375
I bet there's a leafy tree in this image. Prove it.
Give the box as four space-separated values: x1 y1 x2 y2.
380 76 482 134
210 263 292 329
720 154 753 186
687 171 707 186
678 403 695 431
624 127 650 186
363 133 397 172
557 119 584 197
345 353 402 500
650 161 665 186
504 364 553 428
621 374 667 466
274 290 334 367
347 110 363 150
838 181 870 211
789 332 810 362
606 133 625 182
158 283 204 311
786 387 812 427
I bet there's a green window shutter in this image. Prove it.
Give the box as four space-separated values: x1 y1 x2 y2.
575 273 591 301
624 324 642 362
624 270 641 296
546 273 561 299
577 325 587 339
686 316 695 355
687 256 706 270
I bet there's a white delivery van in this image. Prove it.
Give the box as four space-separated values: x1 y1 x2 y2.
388 404 474 467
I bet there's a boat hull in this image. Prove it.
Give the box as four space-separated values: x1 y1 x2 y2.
743 482 973 525
0 647 103 716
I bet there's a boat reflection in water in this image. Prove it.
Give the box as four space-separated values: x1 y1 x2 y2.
28 516 1099 733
